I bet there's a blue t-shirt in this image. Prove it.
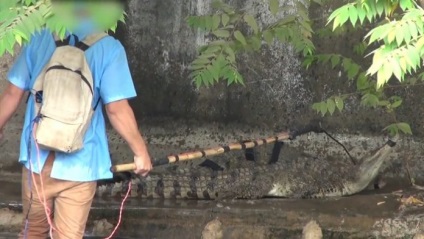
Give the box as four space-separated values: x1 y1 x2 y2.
7 29 137 182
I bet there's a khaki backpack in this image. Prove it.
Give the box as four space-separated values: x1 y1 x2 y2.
32 33 108 153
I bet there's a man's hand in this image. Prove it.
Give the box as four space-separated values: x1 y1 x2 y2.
106 100 153 177
134 154 152 177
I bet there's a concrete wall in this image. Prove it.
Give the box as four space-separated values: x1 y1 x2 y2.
119 0 424 135
123 0 314 128
1 0 423 182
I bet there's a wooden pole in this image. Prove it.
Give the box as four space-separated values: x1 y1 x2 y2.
110 131 290 173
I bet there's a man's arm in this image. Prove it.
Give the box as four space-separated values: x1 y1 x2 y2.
0 83 26 140
105 99 152 176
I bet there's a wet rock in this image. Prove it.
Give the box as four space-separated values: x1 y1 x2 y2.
0 208 23 228
92 219 114 236
302 220 323 239
202 218 223 239
373 214 424 238
415 234 424 239
226 226 269 239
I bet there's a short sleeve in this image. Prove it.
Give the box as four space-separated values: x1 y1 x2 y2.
99 42 137 104
7 45 31 91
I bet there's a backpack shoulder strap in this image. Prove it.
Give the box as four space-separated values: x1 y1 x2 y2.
83 32 109 46
75 32 109 51
53 34 72 47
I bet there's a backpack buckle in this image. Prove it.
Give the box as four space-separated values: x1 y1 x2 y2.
35 91 43 104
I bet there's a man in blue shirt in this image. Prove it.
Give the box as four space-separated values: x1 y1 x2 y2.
0 4 152 239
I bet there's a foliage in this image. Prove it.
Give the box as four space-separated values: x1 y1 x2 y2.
328 0 421 88
186 0 318 87
309 0 422 135
0 0 421 135
0 0 124 56
187 0 422 135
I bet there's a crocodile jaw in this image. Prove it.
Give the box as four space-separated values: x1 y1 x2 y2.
266 142 394 198
343 143 393 196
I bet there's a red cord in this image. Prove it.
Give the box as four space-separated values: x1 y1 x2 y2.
30 125 62 238
104 181 132 239
30 97 131 238
31 128 131 238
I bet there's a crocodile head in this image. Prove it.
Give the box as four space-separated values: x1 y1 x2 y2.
266 139 396 198
342 140 396 196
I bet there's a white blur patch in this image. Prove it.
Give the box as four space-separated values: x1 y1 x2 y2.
267 183 289 197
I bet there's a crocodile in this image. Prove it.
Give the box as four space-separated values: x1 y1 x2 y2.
96 140 395 200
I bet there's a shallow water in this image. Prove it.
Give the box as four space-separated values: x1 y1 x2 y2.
1 178 423 238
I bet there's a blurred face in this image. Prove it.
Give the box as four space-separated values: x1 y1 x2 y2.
51 0 124 33
74 3 90 18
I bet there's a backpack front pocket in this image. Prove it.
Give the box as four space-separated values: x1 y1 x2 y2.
40 66 93 124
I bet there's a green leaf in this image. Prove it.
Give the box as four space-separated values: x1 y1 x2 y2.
361 93 379 107
348 6 358 26
312 102 321 112
389 57 402 81
203 45 222 54
408 21 418 40
234 30 247 45
263 30 274 45
221 14 230 27
383 124 399 136
278 15 296 26
319 102 327 116
192 57 212 66
202 69 214 85
400 0 413 11
188 64 207 70
224 45 236 63
213 29 230 38
330 55 340 68
332 5 350 30
212 15 221 30
397 122 412 135
302 56 315 69
194 75 202 88
391 98 402 108
207 63 219 82
15 34 22 46
357 6 366 24
204 16 214 30
244 14 259 34
377 100 390 107
269 0 279 16
312 101 329 116
249 35 262 51
334 96 344 112
327 99 336 115
375 1 384 17
347 63 360 80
